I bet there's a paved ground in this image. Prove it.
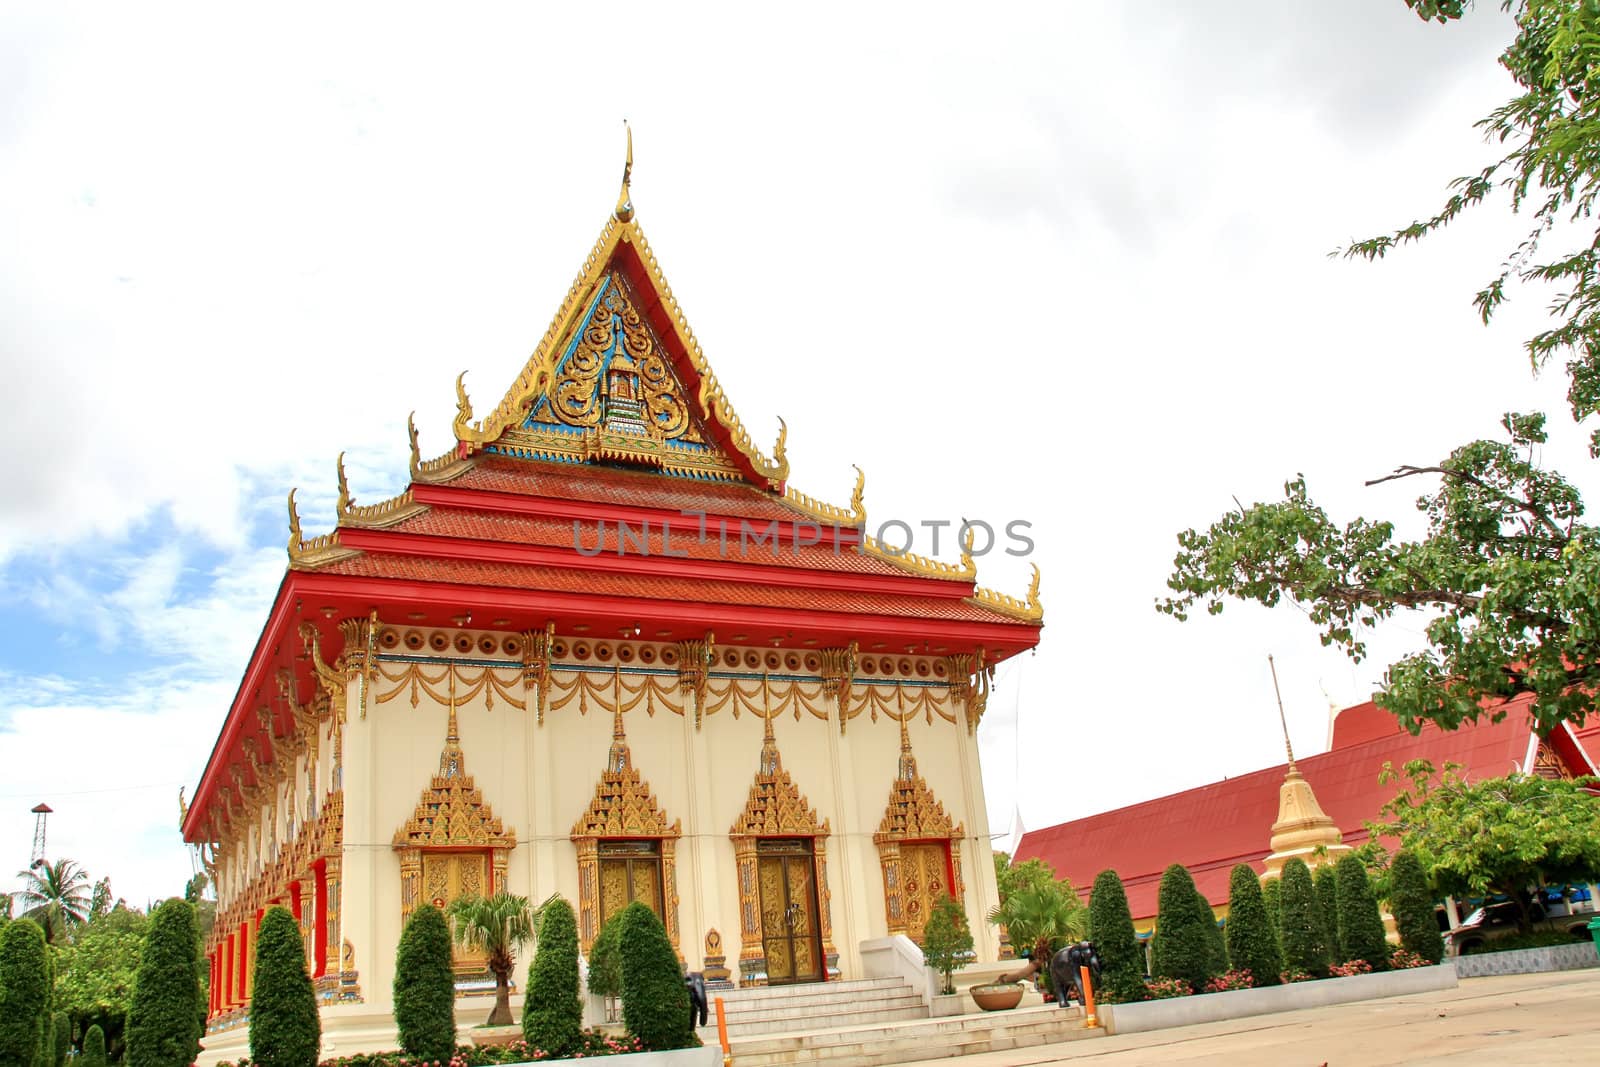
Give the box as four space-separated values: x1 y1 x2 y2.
896 968 1600 1066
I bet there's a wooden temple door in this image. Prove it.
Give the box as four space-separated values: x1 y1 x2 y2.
424 851 490 972
898 841 952 944
756 839 823 984
598 840 664 928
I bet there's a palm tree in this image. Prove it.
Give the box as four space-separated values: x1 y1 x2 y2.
16 858 92 943
447 891 549 1026
988 883 1089 984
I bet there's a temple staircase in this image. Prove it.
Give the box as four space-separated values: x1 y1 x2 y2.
697 979 1101 1065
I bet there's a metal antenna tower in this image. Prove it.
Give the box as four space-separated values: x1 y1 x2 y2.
29 803 51 869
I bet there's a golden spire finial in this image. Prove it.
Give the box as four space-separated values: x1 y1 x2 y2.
1268 654 1296 768
441 670 464 778
896 688 917 780
335 452 352 518
407 412 422 480
759 674 781 775
609 665 630 772
286 489 303 555
614 122 635 222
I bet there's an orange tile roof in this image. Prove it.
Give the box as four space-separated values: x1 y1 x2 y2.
316 551 1020 624
447 457 806 522
385 507 909 578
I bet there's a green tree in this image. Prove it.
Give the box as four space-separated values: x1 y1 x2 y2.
1314 864 1343 966
586 913 623 999
1225 865 1282 987
393 904 455 1062
447 892 539 1028
1335 854 1390 970
14 861 91 946
1150 865 1220 993
1381 759 1600 932
80 1026 105 1067
1087 870 1146 1003
124 900 200 1067
920 896 974 995
1260 877 1283 948
0 918 51 1067
51 1012 68 1067
53 906 147 1052
1160 1 1600 740
1278 859 1329 978
248 907 319 1067
523 898 581 1056
993 856 1057 904
1389 850 1446 965
618 902 692 1051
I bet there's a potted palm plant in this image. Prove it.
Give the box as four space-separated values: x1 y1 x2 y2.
448 891 549 1028
986 883 1088 1004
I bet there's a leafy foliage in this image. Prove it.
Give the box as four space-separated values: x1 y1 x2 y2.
53 906 147 1052
1334 854 1390 971
447 892 539 1028
80 1025 105 1067
1379 759 1600 932
1259 877 1283 949
523 898 581 1058
1314 864 1343 966
1162 0 1600 738
585 913 623 999
993 856 1058 904
1278 860 1329 978
124 899 201 1067
52 1011 68 1067
14 860 91 946
0 919 49 1067
1224 865 1282 987
249 907 319 1067
392 905 455 1062
920 896 974 995
1150 865 1221 994
617 902 692 1051
1087 870 1147 1003
985 881 1087 966
1389 850 1446 964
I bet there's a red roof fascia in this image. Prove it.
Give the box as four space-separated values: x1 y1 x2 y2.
1549 721 1600 778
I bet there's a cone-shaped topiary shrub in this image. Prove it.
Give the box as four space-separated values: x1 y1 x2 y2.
1150 864 1221 993
524 897 582 1056
81 1026 106 1067
1335 854 1389 970
393 904 456 1062
52 1011 69 1067
1314 863 1342 965
1088 870 1146 1003
1278 859 1328 977
1260 877 1283 948
619 902 692 1050
587 913 623 999
1389 850 1444 965
248 906 320 1067
125 899 202 1067
1225 865 1282 987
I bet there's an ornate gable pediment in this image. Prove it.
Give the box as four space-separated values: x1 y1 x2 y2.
875 776 963 843
730 713 828 839
572 710 682 840
392 703 515 851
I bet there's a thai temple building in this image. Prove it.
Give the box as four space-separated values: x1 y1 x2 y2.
1016 695 1599 931
179 148 1044 1058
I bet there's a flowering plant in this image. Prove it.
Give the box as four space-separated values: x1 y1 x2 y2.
1278 966 1316 984
1144 976 1193 999
1328 959 1373 977
1388 947 1431 970
1202 968 1254 993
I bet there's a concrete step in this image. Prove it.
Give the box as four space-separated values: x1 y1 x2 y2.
698 977 926 1039
704 976 908 1006
701 996 928 1038
724 1004 1103 1066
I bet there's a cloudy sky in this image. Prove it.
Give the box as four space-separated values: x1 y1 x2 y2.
4 1 1592 907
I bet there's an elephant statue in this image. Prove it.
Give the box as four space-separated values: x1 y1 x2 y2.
1049 941 1102 1008
686 971 709 1027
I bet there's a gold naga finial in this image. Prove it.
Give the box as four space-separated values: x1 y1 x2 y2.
614 121 635 222
1268 653 1296 768
407 412 422 480
1026 563 1041 612
287 488 303 555
960 523 976 574
178 786 189 830
455 371 475 425
335 452 353 519
850 465 866 524
772 417 788 471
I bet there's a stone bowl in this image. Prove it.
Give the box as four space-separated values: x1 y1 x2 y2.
969 981 1026 1011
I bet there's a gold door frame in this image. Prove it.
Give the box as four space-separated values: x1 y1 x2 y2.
755 838 824 985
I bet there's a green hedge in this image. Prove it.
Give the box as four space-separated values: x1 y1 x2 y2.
586 914 623 999
524 897 582 1057
249 907 320 1067
1225 865 1282 986
618 903 691 1051
80 1026 106 1067
1087 870 1146 1003
1151 864 1220 993
1314 863 1342 966
1389 851 1444 965
1335 854 1389 970
393 905 456 1062
1278 859 1328 977
125 899 201 1067
1260 877 1283 947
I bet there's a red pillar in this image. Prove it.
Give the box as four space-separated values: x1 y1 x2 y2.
313 861 329 978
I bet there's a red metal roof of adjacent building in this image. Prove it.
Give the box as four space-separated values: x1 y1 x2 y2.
1014 697 1594 924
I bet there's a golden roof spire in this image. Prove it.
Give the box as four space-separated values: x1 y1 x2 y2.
1260 655 1350 878
614 122 635 222
1267 653 1296 768
896 688 917 780
441 670 464 778
759 674 781 775
609 665 631 772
